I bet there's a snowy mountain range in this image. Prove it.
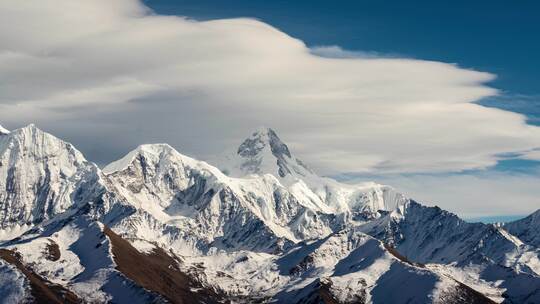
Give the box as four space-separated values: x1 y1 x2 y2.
0 124 538 303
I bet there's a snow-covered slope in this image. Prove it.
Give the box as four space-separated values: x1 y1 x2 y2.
358 201 540 302
101 133 409 255
358 201 540 271
104 143 297 254
0 125 101 240
181 227 495 303
505 209 540 248
103 143 355 254
2 215 173 303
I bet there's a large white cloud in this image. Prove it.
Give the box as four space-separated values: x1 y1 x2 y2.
1 0 539 176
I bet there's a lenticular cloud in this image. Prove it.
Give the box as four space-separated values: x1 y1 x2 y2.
0 0 539 174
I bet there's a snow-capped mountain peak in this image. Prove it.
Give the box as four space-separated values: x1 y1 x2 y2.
221 127 314 179
237 127 292 163
104 143 186 174
1 124 85 161
0 125 98 239
212 127 408 216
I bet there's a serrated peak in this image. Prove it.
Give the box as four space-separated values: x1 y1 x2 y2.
230 127 314 179
237 127 291 159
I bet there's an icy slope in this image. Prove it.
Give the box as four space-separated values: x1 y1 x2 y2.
358 201 540 270
505 209 540 248
218 127 314 179
0 125 101 240
357 200 540 302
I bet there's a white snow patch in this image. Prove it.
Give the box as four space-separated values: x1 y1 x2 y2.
0 224 32 242
0 125 9 135
130 239 156 254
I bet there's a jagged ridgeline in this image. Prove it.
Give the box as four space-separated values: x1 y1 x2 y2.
0 124 539 303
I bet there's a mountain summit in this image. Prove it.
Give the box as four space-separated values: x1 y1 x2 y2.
0 124 97 238
221 127 314 179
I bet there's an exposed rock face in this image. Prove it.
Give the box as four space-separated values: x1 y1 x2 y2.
236 127 312 178
104 226 224 304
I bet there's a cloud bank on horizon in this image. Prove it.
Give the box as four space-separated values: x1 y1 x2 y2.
1 0 540 179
